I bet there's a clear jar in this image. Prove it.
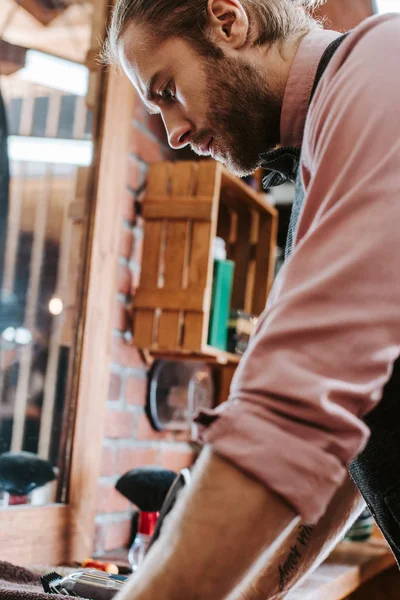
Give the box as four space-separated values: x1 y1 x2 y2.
128 512 159 572
128 532 151 572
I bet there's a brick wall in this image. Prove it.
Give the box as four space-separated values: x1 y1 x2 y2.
94 94 198 554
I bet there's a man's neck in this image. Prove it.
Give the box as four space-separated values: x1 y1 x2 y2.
255 30 314 108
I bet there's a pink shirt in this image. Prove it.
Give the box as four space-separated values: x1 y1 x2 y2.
196 13 400 524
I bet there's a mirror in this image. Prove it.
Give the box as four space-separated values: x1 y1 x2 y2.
0 0 94 506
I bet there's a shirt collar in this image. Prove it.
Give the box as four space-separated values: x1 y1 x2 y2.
280 28 341 148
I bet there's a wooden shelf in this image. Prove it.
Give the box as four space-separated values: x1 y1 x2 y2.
132 160 278 362
220 168 277 217
287 538 397 600
145 345 241 366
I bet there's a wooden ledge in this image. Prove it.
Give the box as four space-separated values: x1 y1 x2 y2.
287 538 397 600
99 537 398 600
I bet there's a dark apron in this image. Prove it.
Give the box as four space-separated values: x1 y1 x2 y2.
261 33 400 565
0 85 9 296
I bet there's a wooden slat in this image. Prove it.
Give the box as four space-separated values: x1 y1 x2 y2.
145 194 215 204
11 168 51 452
2 165 25 294
134 221 162 342
244 210 259 314
221 168 277 217
134 310 156 347
67 66 136 561
134 163 169 346
73 96 88 140
60 167 87 346
252 211 278 316
158 162 193 349
230 207 252 310
136 288 207 312
38 168 79 459
214 363 237 405
0 505 69 564
216 202 233 248
18 90 34 137
182 312 204 351
0 0 110 566
183 162 220 351
143 199 212 220
46 91 62 138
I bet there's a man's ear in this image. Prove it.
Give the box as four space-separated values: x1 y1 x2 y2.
206 0 249 50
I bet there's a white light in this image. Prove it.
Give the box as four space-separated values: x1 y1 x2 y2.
8 136 93 166
1 327 16 343
18 50 89 96
14 328 32 345
49 297 63 316
376 0 400 12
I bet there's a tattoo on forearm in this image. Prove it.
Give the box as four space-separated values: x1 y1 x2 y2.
278 525 314 592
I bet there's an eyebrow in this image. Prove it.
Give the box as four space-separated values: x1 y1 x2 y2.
144 71 162 102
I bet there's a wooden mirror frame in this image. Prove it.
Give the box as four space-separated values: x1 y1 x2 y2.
0 0 135 565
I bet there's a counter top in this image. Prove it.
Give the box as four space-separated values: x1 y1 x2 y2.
100 535 397 600
286 536 396 600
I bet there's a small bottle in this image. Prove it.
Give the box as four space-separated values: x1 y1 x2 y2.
128 511 159 572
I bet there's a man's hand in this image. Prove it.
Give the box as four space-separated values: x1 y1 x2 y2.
115 446 298 600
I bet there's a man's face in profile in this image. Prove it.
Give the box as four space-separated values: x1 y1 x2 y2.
119 24 281 176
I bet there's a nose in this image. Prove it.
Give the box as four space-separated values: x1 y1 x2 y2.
162 112 192 150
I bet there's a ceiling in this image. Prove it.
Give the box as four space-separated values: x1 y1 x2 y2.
1 0 93 63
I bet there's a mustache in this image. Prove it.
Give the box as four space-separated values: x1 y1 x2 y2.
191 129 213 150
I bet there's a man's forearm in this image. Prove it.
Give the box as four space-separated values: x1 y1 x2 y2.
229 473 364 600
116 446 298 600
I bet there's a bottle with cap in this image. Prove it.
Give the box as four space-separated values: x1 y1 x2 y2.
128 511 159 572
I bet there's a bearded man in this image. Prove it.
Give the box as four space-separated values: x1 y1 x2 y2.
102 1 400 598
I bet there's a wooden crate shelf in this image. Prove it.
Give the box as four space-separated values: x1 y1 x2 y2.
132 160 277 359
145 346 241 366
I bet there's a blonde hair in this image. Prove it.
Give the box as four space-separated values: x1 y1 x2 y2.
101 0 326 65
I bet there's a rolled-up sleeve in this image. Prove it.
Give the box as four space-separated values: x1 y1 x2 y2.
195 18 400 524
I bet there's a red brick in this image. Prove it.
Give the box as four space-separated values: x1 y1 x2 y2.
132 236 143 266
104 518 132 551
130 126 163 163
159 448 196 472
104 410 134 439
108 373 122 402
123 189 136 223
114 302 129 332
126 156 144 190
118 447 159 474
119 228 134 260
125 375 147 406
117 264 131 295
101 445 117 477
97 482 131 513
111 336 144 369
136 412 172 442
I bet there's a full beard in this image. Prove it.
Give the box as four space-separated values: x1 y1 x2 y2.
200 54 282 177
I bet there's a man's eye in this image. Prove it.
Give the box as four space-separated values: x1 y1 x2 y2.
160 87 175 101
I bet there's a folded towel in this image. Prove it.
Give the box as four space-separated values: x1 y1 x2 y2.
0 562 84 600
